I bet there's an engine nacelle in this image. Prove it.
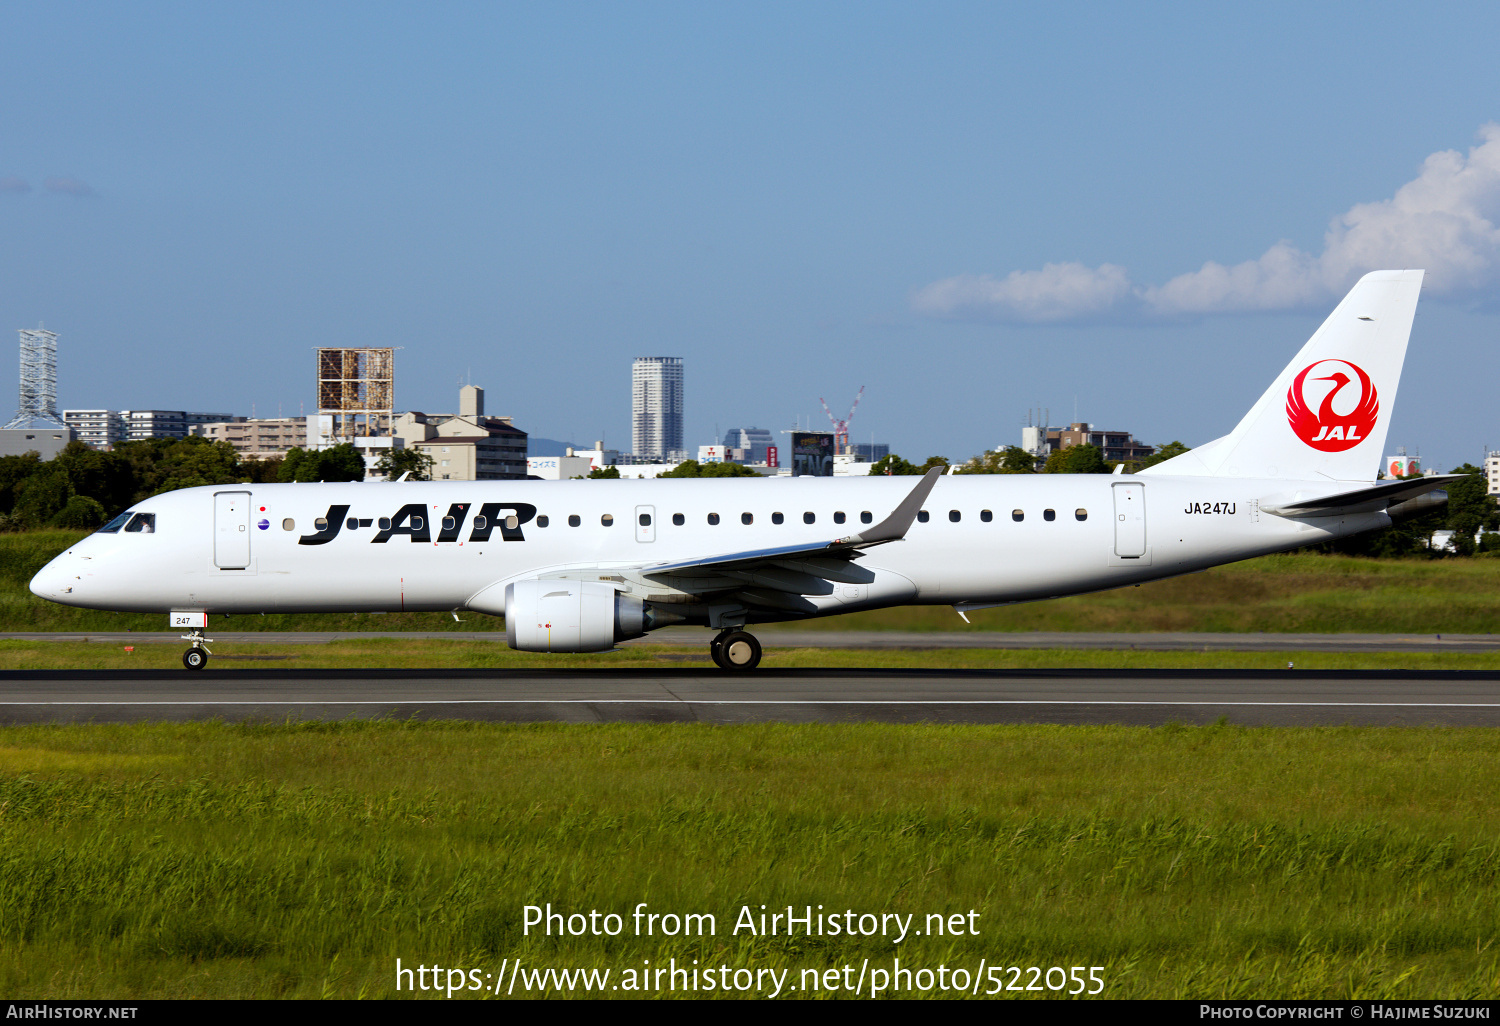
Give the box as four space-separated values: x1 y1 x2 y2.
504 580 645 652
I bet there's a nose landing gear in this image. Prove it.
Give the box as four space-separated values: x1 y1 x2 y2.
181 630 213 671
710 629 762 671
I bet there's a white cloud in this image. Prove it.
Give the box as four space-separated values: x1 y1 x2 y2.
910 261 1132 323
0 177 30 194
1141 240 1323 315
915 123 1500 322
43 176 93 197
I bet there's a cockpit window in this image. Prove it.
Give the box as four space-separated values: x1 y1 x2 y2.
96 512 133 534
123 513 155 534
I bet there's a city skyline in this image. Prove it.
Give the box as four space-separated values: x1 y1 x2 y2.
4 6 1500 469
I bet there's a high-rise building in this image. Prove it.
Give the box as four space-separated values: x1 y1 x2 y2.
632 357 683 462
721 426 773 464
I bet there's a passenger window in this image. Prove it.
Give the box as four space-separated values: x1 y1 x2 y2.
672 513 685 526
506 515 519 530
980 510 993 523
568 515 581 527
316 517 329 531
860 511 872 524
346 518 359 530
803 512 816 524
917 511 929 523
474 516 488 530
638 513 651 527
96 512 133 534
378 517 392 530
411 516 424 531
1075 509 1088 521
1044 509 1056 522
601 514 614 527
282 518 295 531
833 511 846 524
536 515 549 527
741 513 753 525
708 513 720 525
124 513 155 533
949 510 961 522
772 512 784 525
442 517 456 531
1012 510 1024 522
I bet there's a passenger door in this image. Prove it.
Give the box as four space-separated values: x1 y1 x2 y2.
214 491 252 568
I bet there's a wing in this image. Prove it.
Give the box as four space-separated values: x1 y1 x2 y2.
531 467 942 618
640 465 941 575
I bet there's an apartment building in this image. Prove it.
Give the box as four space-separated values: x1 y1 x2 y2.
393 386 528 480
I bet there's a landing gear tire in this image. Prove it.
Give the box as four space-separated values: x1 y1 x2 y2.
183 647 208 671
713 630 761 671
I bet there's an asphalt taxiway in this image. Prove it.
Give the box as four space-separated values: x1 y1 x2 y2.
3 667 1499 726
5 629 1499 652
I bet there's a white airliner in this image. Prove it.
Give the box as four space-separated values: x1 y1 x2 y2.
30 270 1452 670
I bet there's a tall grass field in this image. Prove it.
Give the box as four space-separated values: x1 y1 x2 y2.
1 721 1499 999
4 530 1500 634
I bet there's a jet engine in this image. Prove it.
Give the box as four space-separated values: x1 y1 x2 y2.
504 580 646 652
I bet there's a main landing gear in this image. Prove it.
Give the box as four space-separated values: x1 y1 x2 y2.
710 629 762 671
182 629 213 671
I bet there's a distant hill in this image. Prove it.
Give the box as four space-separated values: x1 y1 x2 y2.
527 437 579 457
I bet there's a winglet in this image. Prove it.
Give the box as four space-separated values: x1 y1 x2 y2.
835 466 943 547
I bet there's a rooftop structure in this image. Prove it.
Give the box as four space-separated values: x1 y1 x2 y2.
316 347 395 446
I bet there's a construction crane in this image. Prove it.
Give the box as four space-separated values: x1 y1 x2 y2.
819 386 865 454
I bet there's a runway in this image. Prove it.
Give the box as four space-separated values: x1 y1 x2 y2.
6 629 1499 653
3 667 1500 726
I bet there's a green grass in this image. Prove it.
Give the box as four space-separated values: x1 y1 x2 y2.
774 552 1500 634
7 531 1500 634
2 721 1500 998
4 637 1500 672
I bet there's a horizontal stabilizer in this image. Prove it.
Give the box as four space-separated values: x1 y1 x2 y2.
1260 475 1460 518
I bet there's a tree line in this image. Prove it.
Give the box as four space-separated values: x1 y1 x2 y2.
0 438 399 531
870 441 1192 476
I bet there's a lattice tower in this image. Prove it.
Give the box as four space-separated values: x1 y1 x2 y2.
3 326 64 429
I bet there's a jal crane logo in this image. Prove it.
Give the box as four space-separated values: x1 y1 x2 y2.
1285 359 1379 452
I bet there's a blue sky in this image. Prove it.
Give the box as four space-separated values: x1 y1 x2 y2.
3 2 1500 466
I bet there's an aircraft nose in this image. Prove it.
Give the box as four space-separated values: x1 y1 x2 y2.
30 556 79 601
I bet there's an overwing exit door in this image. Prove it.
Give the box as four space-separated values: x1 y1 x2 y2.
214 491 252 568
635 505 656 542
